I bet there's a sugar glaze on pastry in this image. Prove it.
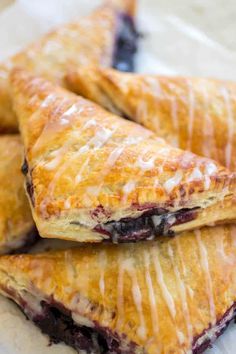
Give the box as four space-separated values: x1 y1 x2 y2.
66 68 236 171
0 225 235 353
11 69 236 243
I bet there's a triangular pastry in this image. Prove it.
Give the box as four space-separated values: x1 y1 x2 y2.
10 69 236 243
0 135 36 253
66 67 236 171
0 0 137 133
0 225 235 353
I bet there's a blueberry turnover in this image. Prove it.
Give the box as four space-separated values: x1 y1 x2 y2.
0 135 37 253
0 225 236 353
10 69 236 243
66 67 236 171
0 0 138 133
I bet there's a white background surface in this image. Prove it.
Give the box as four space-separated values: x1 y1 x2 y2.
0 0 236 353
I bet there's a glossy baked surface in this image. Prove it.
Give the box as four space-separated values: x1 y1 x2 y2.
0 225 235 353
66 67 236 171
0 135 35 253
0 0 137 132
10 69 236 242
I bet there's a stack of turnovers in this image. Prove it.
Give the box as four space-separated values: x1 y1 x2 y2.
10 69 236 243
0 135 36 253
0 0 138 254
66 67 236 171
0 2 235 353
0 0 138 133
0 225 235 353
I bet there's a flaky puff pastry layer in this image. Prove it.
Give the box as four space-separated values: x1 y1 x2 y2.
10 69 236 242
0 135 35 253
0 225 236 353
0 0 136 133
66 67 236 171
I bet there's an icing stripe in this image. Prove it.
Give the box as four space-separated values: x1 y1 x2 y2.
195 229 216 325
151 248 176 319
143 250 159 337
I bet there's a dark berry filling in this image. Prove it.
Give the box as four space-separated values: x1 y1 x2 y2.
22 157 35 207
31 301 137 354
93 208 199 243
11 226 39 254
112 14 139 72
192 303 236 353
21 158 28 175
26 179 34 206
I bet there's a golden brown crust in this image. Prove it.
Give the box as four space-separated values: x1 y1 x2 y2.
0 135 34 253
66 67 236 171
10 69 236 242
0 225 235 353
0 0 136 132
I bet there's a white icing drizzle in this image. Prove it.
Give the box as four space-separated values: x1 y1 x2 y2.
137 154 156 171
186 79 195 151
107 146 124 166
202 85 216 159
151 248 176 319
143 250 159 336
64 198 71 209
116 258 147 340
203 162 217 190
39 118 99 215
195 229 216 325
75 126 116 184
187 167 203 182
168 244 193 344
40 93 57 108
122 181 136 195
175 237 187 277
59 104 78 125
99 251 107 299
122 147 154 203
205 162 217 176
145 76 163 97
64 250 76 283
130 270 147 340
116 255 125 331
221 86 234 168
32 97 69 153
164 170 183 194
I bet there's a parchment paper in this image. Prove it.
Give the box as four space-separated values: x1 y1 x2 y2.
0 0 236 352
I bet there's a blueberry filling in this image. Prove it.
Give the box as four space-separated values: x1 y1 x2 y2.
21 158 28 175
11 226 39 254
93 208 199 242
31 301 137 354
22 158 35 207
112 14 139 72
192 303 236 353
